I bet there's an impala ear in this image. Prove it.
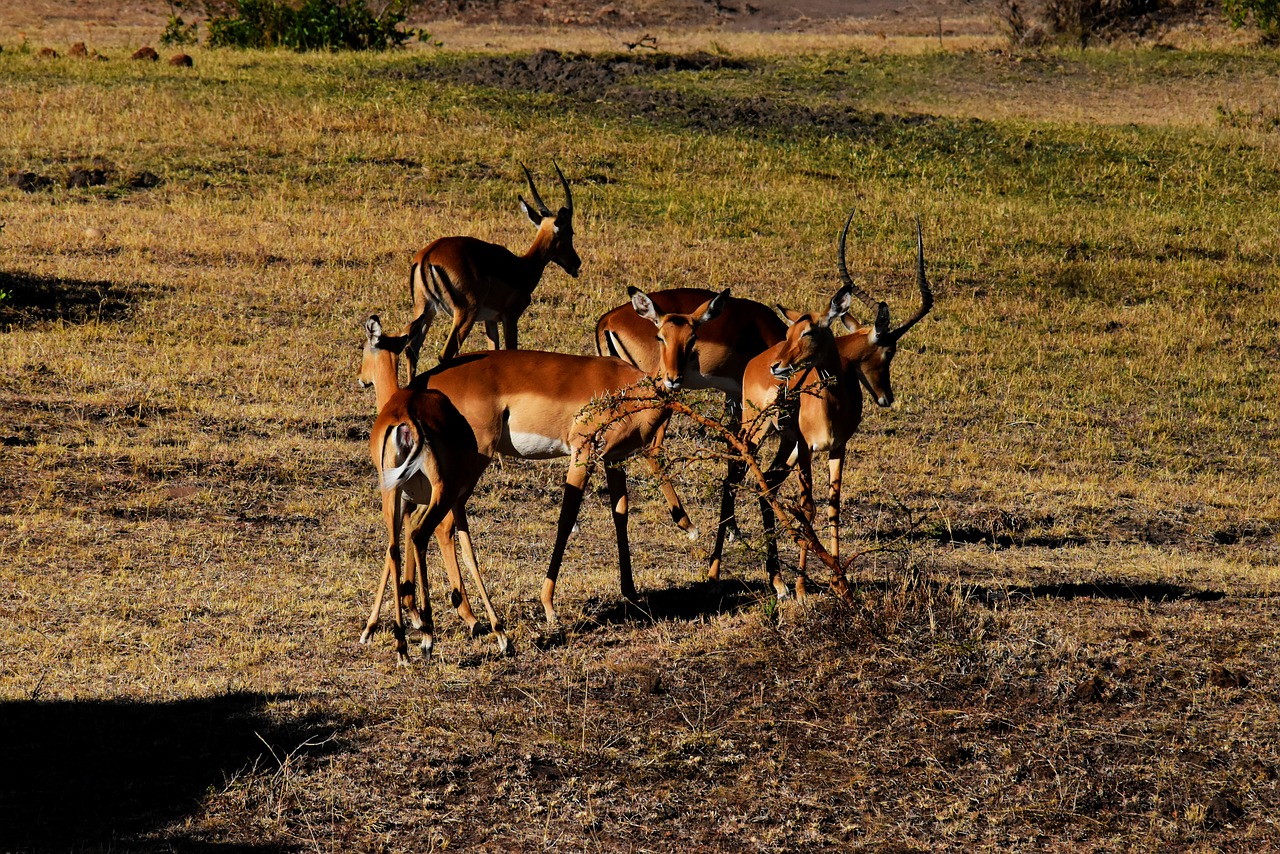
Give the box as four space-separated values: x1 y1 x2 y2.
776 304 804 327
365 315 384 345
695 288 729 327
518 197 542 226
629 286 660 325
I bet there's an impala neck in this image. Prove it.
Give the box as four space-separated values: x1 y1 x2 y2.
368 349 402 412
518 220 559 281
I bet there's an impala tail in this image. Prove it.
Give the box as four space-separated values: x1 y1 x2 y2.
378 419 430 495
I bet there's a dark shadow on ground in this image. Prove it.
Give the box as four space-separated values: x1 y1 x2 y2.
0 692 347 851
0 269 140 328
566 577 771 635
966 579 1226 604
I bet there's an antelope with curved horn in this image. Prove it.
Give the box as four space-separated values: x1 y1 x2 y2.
359 315 508 663
741 286 858 599
737 213 934 597
405 162 581 375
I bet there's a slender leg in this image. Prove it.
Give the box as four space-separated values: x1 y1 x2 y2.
793 445 816 604
707 397 746 581
605 464 636 600
758 439 796 601
453 505 510 655
483 320 501 350
400 498 429 632
502 315 519 351
365 487 411 665
429 507 479 635
542 453 591 625
707 457 746 582
719 397 744 543
439 310 477 363
641 419 698 539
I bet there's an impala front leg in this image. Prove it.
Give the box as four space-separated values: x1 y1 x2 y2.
605 464 636 601
759 440 796 602
543 454 591 625
642 419 699 540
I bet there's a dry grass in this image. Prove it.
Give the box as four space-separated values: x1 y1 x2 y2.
1 22 1278 852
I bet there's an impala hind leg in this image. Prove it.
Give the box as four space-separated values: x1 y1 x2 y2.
364 487 413 665
454 506 510 655
440 309 478 363
542 456 592 625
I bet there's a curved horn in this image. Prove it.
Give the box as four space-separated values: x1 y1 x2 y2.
554 160 573 213
520 162 552 217
886 215 934 341
836 208 881 312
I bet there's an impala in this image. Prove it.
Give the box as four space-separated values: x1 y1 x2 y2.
409 288 684 625
405 163 581 375
741 286 858 599
359 315 508 663
595 286 787 573
739 213 934 596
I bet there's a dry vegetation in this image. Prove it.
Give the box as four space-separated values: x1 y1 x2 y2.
1 7 1279 851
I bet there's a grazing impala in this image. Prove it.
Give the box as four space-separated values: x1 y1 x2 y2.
738 214 934 597
407 293 684 625
595 287 788 572
359 316 508 664
405 163 581 375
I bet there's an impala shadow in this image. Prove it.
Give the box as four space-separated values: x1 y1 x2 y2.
0 269 141 329
968 579 1226 604
0 692 347 851
565 577 772 634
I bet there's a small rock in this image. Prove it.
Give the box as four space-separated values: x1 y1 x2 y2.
37 47 59 59
69 42 88 58
168 53 193 67
131 46 159 61
84 227 105 240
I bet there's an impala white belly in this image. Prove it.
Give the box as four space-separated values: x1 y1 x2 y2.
507 431 571 459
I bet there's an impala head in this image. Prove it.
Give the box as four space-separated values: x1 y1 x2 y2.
358 314 422 391
629 287 728 392
518 161 581 279
769 286 853 382
834 210 934 407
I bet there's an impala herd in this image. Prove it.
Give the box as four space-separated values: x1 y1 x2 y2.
357 164 933 664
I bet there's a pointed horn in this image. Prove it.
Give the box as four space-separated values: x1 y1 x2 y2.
520 162 552 217
887 215 934 341
836 208 880 312
554 160 573 213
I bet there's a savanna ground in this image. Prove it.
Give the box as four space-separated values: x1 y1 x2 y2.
1 0 1279 850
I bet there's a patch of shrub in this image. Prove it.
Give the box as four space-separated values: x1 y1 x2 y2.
1224 0 1280 43
205 0 418 51
993 0 1188 47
